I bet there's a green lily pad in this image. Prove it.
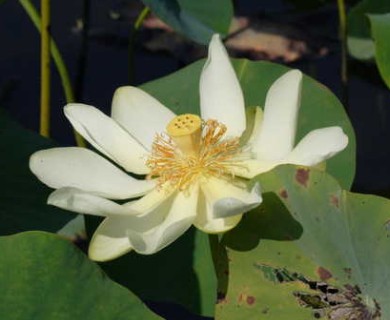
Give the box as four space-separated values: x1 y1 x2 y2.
369 13 390 89
347 0 390 60
141 0 233 44
217 166 389 319
0 231 161 319
141 59 356 189
0 109 76 235
99 226 217 317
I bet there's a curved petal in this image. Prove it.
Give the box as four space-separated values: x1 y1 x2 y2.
241 106 263 146
123 185 177 230
64 103 149 174
251 70 303 160
200 34 246 137
111 86 176 149
194 190 242 234
30 147 155 199
194 177 261 233
88 217 133 262
48 187 139 217
127 185 199 254
201 177 262 219
230 159 279 178
283 126 348 166
89 186 178 260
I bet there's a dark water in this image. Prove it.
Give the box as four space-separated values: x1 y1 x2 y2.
1 0 390 319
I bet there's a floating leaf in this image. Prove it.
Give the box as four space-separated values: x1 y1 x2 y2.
217 166 389 319
0 231 161 319
0 109 75 235
100 226 217 317
369 13 390 89
347 0 390 60
141 0 233 44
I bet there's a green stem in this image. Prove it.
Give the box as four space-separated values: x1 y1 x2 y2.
208 234 220 275
337 0 349 111
40 0 50 138
135 6 150 30
19 0 86 147
128 6 150 83
208 234 228 299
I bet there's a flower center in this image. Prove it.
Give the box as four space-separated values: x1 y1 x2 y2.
146 114 242 190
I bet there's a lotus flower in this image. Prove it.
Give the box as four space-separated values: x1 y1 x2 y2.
30 34 347 261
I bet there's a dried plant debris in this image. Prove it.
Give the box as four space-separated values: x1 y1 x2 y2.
255 264 381 319
141 15 327 63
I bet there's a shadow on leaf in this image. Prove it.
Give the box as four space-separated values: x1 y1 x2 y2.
222 192 303 251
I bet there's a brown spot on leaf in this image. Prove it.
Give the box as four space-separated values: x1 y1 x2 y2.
330 194 340 208
295 168 310 187
279 189 288 199
246 296 256 305
317 267 332 281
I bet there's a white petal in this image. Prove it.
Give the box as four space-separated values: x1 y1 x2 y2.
252 70 303 160
201 177 262 219
230 159 280 179
88 217 133 262
48 187 139 216
123 186 177 230
64 103 149 174
242 106 263 146
111 86 176 149
30 147 155 199
283 127 348 166
200 34 246 137
194 191 242 234
194 177 261 233
127 185 199 254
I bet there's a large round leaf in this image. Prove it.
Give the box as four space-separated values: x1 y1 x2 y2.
217 166 389 319
141 59 356 189
0 231 161 319
369 13 390 89
347 0 390 60
0 109 76 235
99 225 217 317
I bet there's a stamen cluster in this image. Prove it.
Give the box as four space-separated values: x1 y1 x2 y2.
147 119 242 190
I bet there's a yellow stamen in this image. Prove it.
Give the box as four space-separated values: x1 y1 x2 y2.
147 115 243 191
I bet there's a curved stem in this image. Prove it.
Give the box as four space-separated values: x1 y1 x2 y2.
128 6 150 83
337 0 349 112
19 0 86 147
40 0 50 137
